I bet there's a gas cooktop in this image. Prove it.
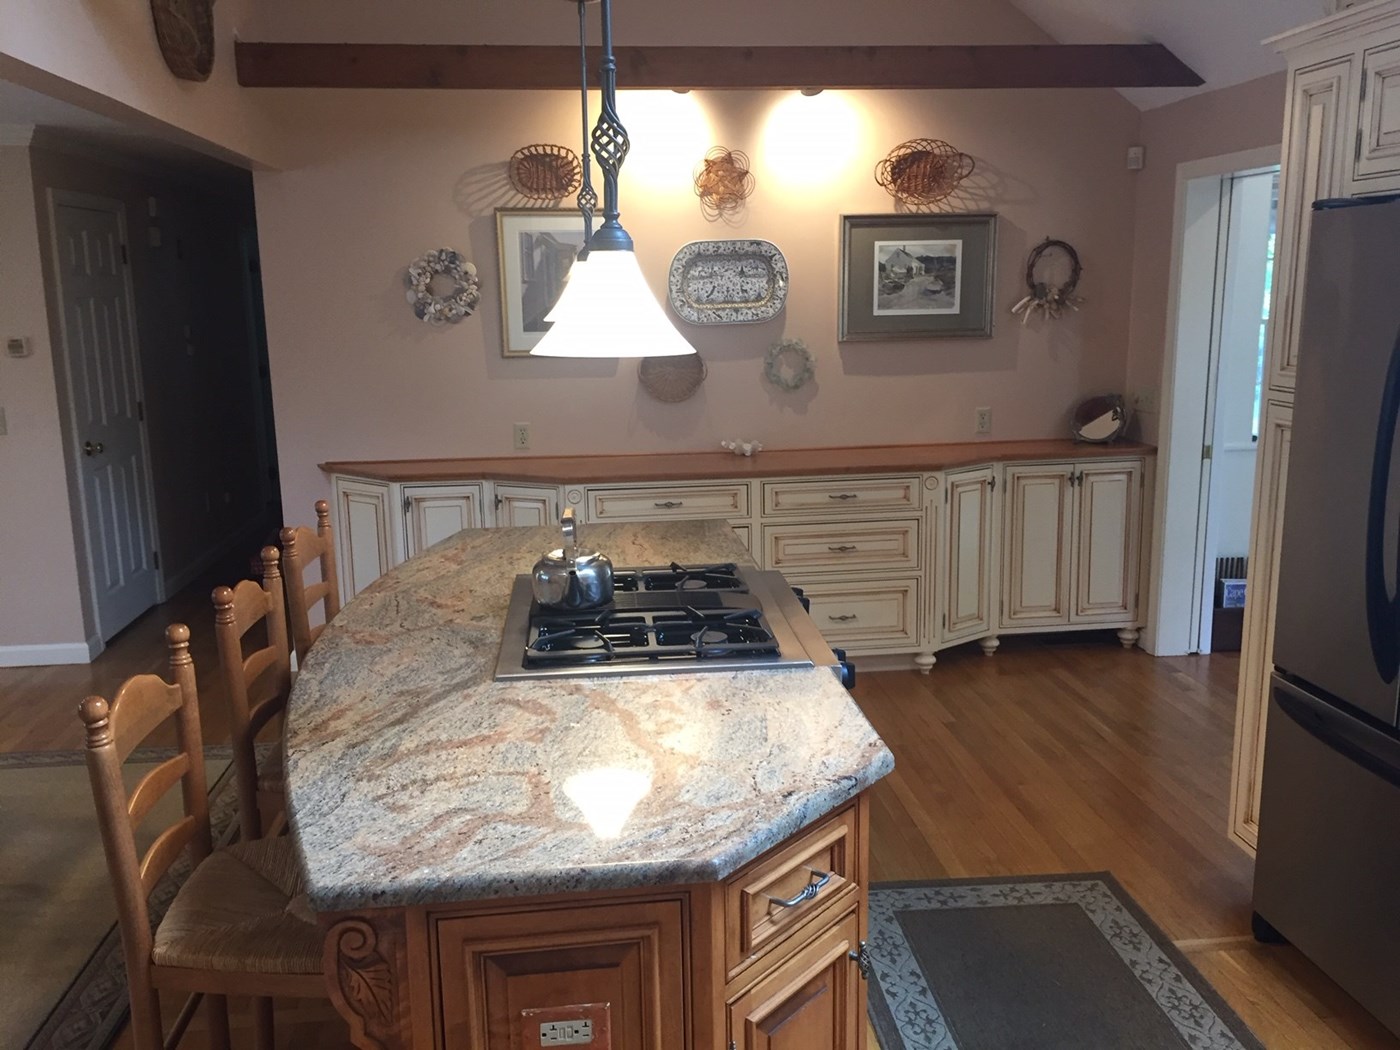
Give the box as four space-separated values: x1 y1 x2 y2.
493 562 845 682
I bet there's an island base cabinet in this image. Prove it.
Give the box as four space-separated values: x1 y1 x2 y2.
436 899 686 1050
727 911 862 1050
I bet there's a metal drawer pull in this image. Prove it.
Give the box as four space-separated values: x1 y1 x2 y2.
828 613 858 622
828 493 859 500
654 500 685 508
827 544 858 552
767 868 833 908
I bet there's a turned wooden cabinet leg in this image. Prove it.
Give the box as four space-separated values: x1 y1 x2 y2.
1116 628 1141 650
978 636 1000 656
913 651 936 674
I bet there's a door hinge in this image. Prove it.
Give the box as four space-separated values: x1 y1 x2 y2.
120 243 129 265
1356 127 1364 164
1202 444 1213 461
1360 73 1368 103
494 494 503 508
942 613 947 630
403 496 412 515
136 400 145 422
989 475 996 491
152 550 160 569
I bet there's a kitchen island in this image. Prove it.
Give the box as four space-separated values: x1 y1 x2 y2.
287 519 894 1050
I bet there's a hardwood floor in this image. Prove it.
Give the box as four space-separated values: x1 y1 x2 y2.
5 603 1396 1048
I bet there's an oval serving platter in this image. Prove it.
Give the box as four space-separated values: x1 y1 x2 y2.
667 239 789 324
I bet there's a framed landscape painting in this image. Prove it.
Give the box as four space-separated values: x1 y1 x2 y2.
496 208 586 357
839 213 997 340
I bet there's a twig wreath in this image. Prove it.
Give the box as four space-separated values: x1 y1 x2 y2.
764 338 815 391
405 248 481 326
1010 237 1085 324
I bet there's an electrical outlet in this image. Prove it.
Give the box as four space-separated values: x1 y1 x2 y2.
539 1020 594 1046
974 407 992 435
513 422 531 450
0 406 7 436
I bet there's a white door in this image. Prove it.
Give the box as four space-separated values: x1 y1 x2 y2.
493 483 559 527
1002 464 1074 627
51 195 160 640
941 466 996 643
404 484 483 557
333 477 396 598
1072 462 1142 622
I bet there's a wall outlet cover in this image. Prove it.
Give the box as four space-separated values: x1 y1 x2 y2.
974 407 992 435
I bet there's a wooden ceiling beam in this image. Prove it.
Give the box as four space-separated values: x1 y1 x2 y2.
234 42 1203 91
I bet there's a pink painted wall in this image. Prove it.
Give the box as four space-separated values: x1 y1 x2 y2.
0 144 90 655
1125 72 1288 443
0 0 278 166
253 82 1141 522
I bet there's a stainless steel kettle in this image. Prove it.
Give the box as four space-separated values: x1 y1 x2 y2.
531 508 614 609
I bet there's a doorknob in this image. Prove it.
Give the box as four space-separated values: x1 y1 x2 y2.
83 440 104 456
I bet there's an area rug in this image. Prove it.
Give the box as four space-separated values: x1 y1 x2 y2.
867 873 1264 1050
1 747 238 1050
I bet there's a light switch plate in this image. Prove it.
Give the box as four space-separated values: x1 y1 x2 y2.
6 337 32 358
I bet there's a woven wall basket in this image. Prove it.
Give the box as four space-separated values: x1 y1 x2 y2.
150 0 216 82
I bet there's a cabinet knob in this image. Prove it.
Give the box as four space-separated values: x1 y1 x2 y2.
83 440 104 456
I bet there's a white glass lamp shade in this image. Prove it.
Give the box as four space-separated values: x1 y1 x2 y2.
530 250 696 358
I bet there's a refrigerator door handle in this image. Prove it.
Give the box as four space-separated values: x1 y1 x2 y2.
1274 675 1400 791
1363 323 1400 682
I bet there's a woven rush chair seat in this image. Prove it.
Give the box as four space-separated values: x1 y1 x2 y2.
154 837 321 974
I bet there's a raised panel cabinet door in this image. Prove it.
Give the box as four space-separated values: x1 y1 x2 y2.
1229 400 1294 854
728 911 862 1050
404 484 483 557
436 899 686 1050
333 477 395 598
493 483 560 527
941 466 996 643
1271 57 1354 393
1001 465 1074 627
1071 462 1143 622
1354 41 1400 183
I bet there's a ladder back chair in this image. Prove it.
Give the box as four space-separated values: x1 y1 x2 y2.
214 546 292 841
280 500 341 665
79 624 326 1050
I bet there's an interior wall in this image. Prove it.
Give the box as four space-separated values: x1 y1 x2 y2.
0 142 91 659
29 138 271 600
254 84 1141 522
1125 72 1288 444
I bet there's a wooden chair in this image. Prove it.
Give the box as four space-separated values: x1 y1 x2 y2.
280 500 341 665
79 624 325 1050
214 546 292 841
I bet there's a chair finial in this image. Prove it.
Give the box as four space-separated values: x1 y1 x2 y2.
167 623 192 665
79 695 112 747
260 545 282 580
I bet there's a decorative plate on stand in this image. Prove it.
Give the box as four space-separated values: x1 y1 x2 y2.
667 240 788 325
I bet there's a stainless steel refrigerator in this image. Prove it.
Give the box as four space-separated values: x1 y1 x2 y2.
1255 191 1400 1037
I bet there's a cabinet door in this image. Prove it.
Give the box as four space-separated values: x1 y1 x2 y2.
332 476 395 598
728 911 862 1050
1271 58 1354 394
403 484 483 558
1230 399 1294 853
941 466 996 643
1001 465 1074 627
493 483 560 528
1071 462 1143 622
437 899 685 1050
1354 41 1400 184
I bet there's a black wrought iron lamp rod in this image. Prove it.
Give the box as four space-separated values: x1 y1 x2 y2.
575 0 596 249
587 0 633 252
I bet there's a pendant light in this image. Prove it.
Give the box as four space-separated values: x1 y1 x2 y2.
531 0 696 358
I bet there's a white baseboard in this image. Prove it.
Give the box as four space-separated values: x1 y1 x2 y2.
0 634 102 667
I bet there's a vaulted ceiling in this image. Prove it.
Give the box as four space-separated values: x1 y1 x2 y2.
1007 0 1334 108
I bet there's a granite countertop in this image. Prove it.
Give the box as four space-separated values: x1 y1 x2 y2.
286 520 894 913
320 439 1156 484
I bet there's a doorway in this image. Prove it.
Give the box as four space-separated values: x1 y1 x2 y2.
1147 147 1281 656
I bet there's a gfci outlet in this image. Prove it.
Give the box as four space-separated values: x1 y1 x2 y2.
974 407 992 435
539 1019 594 1046
513 422 531 450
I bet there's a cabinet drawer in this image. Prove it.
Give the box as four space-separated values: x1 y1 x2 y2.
762 519 920 573
586 483 749 521
791 576 920 648
725 805 860 982
762 475 921 516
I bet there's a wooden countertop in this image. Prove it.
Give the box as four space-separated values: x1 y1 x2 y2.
321 439 1155 484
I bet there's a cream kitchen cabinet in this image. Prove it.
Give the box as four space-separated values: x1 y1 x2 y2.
325 445 1149 668
996 460 1143 649
1231 0 1400 855
938 466 998 648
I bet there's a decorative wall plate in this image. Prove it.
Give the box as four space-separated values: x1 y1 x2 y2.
667 240 788 325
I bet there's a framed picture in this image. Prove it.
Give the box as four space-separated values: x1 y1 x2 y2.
839 213 997 340
495 208 586 357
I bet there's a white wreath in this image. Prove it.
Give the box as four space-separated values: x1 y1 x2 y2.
405 248 481 326
764 338 814 391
